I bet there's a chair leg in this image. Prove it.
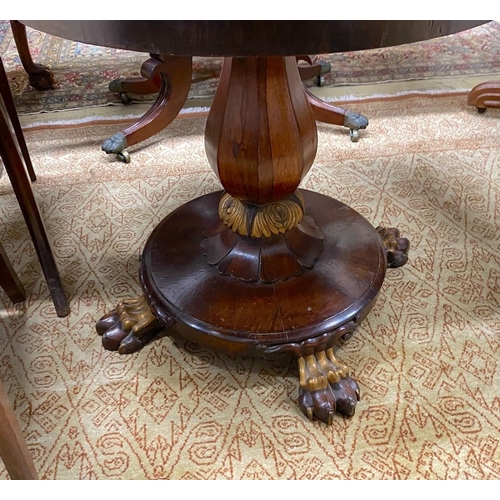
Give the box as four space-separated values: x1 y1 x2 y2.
9 21 54 91
0 58 36 181
0 379 38 479
0 88 69 317
0 242 26 303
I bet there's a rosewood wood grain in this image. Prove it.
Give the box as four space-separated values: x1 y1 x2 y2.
206 57 317 204
21 21 486 57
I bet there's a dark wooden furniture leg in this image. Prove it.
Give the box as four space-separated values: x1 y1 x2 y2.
0 377 38 479
0 242 26 303
97 56 409 425
9 21 55 91
101 55 192 163
0 61 69 317
0 59 36 181
468 81 500 112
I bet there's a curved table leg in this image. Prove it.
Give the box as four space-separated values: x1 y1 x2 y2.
467 81 500 113
108 54 161 104
306 88 369 142
296 55 332 87
9 21 55 91
101 55 192 163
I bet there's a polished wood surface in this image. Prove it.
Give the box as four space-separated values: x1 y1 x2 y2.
468 81 500 111
206 56 317 204
101 55 192 158
21 21 486 57
0 57 69 317
141 190 386 347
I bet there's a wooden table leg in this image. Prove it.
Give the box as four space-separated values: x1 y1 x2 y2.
467 81 500 112
101 55 192 163
306 88 369 142
97 56 409 424
9 21 54 91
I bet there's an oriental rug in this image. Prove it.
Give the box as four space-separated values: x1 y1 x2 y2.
0 95 499 480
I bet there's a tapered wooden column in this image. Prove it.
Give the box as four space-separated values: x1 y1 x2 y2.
206 56 317 204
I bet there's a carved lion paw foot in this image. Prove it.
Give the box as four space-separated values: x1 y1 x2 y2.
96 296 165 354
376 226 410 268
297 348 360 424
101 131 127 154
344 110 369 130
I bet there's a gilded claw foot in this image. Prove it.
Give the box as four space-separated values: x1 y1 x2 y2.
298 348 360 424
376 226 410 268
96 296 166 354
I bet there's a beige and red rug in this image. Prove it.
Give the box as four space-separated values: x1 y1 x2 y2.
0 95 499 479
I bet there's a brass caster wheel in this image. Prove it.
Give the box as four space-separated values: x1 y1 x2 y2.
315 74 325 87
477 107 487 114
119 92 131 105
117 151 131 163
349 129 360 142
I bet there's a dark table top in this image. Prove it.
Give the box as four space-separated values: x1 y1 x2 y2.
21 20 488 57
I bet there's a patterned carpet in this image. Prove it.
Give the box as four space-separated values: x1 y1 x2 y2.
0 95 499 479
1 21 500 115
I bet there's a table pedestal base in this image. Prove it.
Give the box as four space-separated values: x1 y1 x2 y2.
97 189 409 424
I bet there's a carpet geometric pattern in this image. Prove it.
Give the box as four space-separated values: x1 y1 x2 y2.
0 96 499 479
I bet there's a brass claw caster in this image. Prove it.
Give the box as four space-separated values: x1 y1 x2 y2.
349 129 359 142
119 92 131 105
117 151 131 163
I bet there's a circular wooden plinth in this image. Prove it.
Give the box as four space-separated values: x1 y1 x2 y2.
140 189 387 356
